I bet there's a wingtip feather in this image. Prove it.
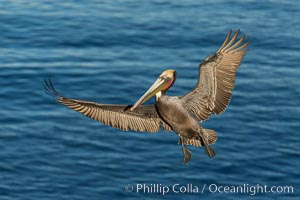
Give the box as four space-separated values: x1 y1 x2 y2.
218 29 233 51
44 78 61 99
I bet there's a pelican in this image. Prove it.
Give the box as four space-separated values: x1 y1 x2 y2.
45 29 249 164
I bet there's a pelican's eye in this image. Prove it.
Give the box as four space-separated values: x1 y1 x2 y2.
159 75 166 80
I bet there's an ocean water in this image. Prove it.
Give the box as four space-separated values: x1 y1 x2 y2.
0 0 299 199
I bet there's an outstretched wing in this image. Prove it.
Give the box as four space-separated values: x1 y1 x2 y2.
180 29 249 121
44 79 172 133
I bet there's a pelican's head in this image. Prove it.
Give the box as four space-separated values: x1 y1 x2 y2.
130 69 176 111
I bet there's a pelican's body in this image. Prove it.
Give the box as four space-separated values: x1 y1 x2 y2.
157 95 198 138
157 95 210 139
156 95 215 161
45 30 249 164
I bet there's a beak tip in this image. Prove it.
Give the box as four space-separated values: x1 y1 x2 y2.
130 106 135 111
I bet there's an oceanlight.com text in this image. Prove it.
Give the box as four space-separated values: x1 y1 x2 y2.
124 183 294 196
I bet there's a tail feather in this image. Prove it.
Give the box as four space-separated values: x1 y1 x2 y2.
205 129 218 144
178 129 218 147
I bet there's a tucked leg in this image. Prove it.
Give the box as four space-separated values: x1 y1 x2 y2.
198 128 216 158
180 136 191 164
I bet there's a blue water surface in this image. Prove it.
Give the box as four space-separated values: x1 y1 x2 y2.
0 1 299 199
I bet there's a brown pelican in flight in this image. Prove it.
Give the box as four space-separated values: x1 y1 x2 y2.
45 29 249 164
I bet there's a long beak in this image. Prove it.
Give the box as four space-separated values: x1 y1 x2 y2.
130 77 167 111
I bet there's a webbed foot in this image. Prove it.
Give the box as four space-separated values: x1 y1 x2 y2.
182 146 191 164
180 136 192 164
